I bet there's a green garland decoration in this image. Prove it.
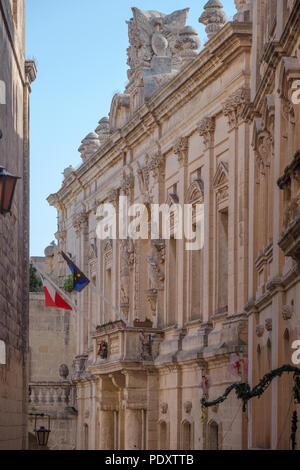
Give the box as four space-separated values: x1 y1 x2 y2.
201 364 300 413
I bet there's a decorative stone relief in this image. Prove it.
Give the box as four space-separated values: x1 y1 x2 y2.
185 179 204 205
160 402 168 414
173 137 189 167
73 211 88 236
198 116 215 149
137 159 152 205
256 325 265 338
126 8 192 79
59 364 69 380
213 161 229 207
199 0 227 40
265 319 273 332
120 239 135 319
146 288 158 314
282 305 293 321
148 152 165 180
104 239 113 268
222 87 250 130
121 168 135 195
146 240 165 290
107 188 119 208
184 401 193 414
252 95 275 176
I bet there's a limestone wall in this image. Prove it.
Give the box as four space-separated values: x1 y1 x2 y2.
0 0 32 450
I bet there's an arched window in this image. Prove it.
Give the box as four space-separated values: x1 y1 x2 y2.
208 421 219 450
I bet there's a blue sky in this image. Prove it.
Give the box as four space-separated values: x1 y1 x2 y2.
26 0 236 256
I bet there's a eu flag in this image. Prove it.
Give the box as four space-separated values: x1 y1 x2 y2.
61 252 90 292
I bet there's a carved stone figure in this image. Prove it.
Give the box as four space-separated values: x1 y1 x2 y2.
146 240 165 290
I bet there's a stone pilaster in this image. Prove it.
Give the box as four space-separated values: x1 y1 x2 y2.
198 117 215 322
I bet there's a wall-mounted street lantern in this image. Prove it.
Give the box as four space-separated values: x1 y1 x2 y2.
30 413 51 447
0 166 20 214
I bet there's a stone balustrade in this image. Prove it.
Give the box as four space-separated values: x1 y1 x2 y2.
29 382 76 411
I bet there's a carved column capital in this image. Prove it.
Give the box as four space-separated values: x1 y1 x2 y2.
197 116 215 149
148 152 165 180
73 211 88 235
174 137 189 167
223 87 250 130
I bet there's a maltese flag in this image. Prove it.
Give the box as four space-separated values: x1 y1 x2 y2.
42 277 72 311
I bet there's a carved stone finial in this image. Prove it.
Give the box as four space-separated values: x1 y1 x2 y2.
234 0 253 22
62 165 75 181
175 26 201 65
78 132 101 161
95 117 111 143
199 0 227 40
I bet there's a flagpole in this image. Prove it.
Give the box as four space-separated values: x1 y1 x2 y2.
58 251 129 327
30 260 97 331
88 282 129 327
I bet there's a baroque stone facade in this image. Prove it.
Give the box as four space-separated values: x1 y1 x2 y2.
0 0 36 450
44 1 300 450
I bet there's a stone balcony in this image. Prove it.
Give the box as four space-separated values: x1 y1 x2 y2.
278 150 300 262
29 382 77 416
89 322 164 372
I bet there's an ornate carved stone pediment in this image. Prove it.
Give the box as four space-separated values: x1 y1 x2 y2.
185 179 204 204
213 161 229 207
